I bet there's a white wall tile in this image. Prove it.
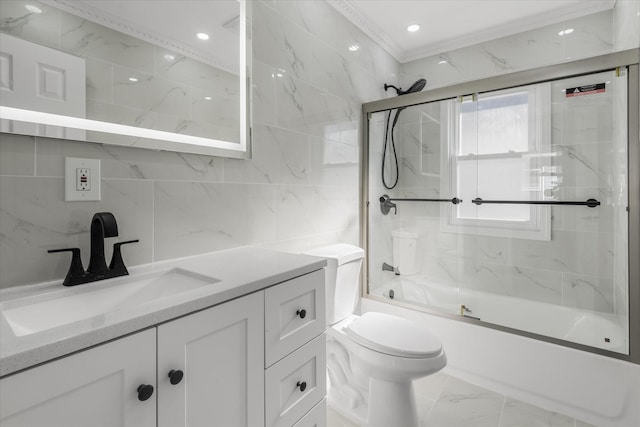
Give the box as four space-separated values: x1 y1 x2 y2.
0 176 153 287
224 123 310 185
35 137 224 182
0 133 34 176
153 181 277 261
253 2 311 81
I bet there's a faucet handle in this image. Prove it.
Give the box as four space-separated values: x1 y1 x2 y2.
109 239 139 275
48 248 87 286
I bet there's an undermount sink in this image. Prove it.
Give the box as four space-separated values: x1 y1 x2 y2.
2 268 219 337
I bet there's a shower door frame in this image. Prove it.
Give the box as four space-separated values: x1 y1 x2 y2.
360 48 640 364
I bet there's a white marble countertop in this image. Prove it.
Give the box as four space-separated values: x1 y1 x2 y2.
0 247 326 377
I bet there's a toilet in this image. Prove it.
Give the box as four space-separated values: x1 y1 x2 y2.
304 244 446 427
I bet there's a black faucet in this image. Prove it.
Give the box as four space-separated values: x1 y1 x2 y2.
48 212 139 286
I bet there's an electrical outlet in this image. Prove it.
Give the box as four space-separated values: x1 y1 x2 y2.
65 157 100 201
77 168 90 191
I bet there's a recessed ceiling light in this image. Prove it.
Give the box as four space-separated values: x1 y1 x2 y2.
204 96 212 100
438 60 448 65
25 4 42 13
196 32 210 41
164 54 175 61
348 44 360 52
407 24 420 33
558 28 574 36
128 77 138 82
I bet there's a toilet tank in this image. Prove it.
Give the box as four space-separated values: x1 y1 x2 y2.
303 244 364 325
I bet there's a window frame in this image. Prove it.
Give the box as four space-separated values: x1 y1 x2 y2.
440 84 552 241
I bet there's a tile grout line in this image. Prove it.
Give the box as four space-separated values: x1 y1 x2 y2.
151 180 155 263
423 372 450 421
33 137 38 177
497 394 506 427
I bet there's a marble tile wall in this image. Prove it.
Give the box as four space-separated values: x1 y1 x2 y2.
0 0 400 288
369 5 639 316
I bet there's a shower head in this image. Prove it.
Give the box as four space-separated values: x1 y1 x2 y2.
401 78 426 95
383 78 427 96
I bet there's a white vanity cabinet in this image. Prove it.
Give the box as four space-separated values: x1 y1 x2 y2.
157 291 264 427
0 329 157 427
0 268 326 427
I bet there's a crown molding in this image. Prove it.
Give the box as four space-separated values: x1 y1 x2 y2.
327 0 404 62
328 0 616 64
402 0 616 63
42 0 238 74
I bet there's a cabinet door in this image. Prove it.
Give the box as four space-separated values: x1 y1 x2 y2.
0 329 156 427
158 291 264 427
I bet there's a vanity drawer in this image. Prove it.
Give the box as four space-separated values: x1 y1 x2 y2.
265 269 325 367
265 333 326 427
293 399 326 427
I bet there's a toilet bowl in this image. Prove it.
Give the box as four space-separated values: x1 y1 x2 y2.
303 244 446 427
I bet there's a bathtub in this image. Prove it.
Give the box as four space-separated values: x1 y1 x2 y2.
365 277 639 427
370 275 628 353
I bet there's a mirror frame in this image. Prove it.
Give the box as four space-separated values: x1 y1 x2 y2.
0 0 252 159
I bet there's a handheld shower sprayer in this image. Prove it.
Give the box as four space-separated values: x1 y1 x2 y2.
381 78 427 190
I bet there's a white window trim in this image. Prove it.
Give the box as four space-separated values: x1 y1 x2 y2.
440 84 552 241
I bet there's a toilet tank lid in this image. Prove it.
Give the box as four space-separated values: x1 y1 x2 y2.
345 312 442 358
303 244 364 266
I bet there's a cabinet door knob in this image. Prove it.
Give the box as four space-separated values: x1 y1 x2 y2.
137 384 154 401
168 369 184 385
296 381 307 392
296 309 307 319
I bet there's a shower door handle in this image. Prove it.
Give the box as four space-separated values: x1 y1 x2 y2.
471 198 600 208
379 194 461 215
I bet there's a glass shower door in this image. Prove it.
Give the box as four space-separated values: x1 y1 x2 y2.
366 67 630 355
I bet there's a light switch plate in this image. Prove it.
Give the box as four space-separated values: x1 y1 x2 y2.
65 157 101 201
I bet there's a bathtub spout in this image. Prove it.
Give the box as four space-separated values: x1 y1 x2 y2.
382 262 400 275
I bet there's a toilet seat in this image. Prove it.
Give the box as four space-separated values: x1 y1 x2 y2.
345 312 442 358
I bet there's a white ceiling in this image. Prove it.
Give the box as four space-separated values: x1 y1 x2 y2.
329 0 617 62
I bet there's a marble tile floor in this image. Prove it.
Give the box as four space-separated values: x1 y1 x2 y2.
326 371 598 427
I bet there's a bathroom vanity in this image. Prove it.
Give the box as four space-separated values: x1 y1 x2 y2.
0 247 327 427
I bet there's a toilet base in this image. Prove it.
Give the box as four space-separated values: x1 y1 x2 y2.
327 378 419 427
368 378 419 427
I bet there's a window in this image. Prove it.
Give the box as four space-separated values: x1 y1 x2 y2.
440 84 552 240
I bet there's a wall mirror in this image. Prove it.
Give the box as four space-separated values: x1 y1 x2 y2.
0 0 251 158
